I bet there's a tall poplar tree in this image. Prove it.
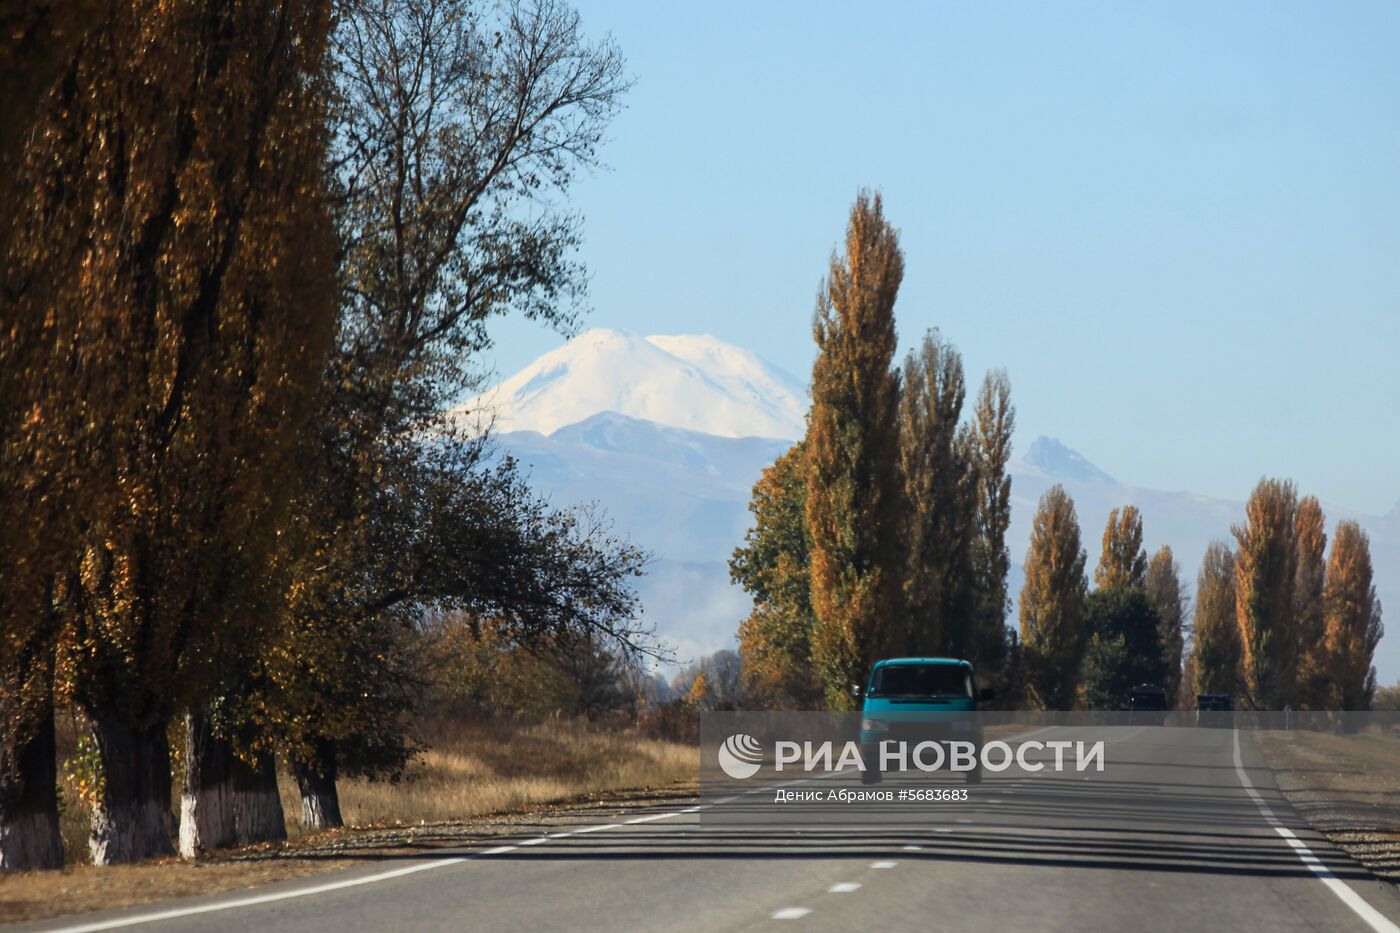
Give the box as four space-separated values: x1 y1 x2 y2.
1145 546 1186 704
806 192 904 710
1019 486 1089 710
969 371 1015 672
1322 521 1383 710
1095 506 1147 590
1193 542 1240 696
896 330 971 657
1233 478 1299 710
1293 496 1329 709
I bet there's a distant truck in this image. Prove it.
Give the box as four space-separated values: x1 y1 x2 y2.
1128 684 1167 725
853 657 993 786
1195 693 1235 727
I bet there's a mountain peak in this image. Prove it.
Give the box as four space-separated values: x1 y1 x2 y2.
454 327 808 440
1022 436 1117 485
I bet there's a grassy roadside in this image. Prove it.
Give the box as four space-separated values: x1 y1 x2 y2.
3 720 697 925
1254 728 1400 883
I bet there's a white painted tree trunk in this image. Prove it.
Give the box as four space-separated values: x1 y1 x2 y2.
294 740 342 831
88 717 174 865
178 711 236 858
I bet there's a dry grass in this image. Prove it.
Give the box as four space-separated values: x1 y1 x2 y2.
2 718 696 925
282 718 697 833
1255 728 1400 882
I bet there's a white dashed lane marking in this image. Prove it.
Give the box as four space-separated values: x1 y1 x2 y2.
870 860 898 869
829 882 861 893
772 907 812 920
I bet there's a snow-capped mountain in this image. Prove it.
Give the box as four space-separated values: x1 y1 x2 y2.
471 333 1400 682
457 328 808 440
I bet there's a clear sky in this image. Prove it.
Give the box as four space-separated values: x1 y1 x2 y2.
486 0 1400 516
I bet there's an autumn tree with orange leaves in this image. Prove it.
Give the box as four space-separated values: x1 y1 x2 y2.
1095 506 1148 591
805 193 905 710
1293 496 1330 709
1233 479 1299 710
1322 521 1383 710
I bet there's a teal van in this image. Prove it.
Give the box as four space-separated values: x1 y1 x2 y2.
853 657 992 785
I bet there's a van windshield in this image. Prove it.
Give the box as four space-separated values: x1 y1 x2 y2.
869 665 972 699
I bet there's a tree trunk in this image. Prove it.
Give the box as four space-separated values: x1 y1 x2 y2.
233 749 285 845
178 709 236 857
0 707 64 871
293 739 342 831
88 716 174 864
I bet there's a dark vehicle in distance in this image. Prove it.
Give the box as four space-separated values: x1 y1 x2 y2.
1128 684 1167 725
1195 693 1235 727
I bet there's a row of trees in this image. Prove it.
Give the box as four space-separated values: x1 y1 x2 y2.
1019 480 1382 712
1190 480 1382 711
1019 499 1185 709
727 195 1381 714
731 194 1017 710
1 0 648 871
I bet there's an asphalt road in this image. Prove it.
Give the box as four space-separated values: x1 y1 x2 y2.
19 726 1400 932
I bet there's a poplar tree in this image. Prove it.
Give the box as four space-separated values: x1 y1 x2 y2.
1019 486 1089 710
733 443 822 708
32 0 337 864
1193 542 1240 696
896 331 972 657
1145 546 1186 705
806 192 904 710
1095 506 1147 590
1233 478 1299 710
969 371 1015 673
0 0 106 871
1293 496 1329 709
1322 521 1383 710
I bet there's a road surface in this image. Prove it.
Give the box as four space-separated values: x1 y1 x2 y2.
17 725 1400 932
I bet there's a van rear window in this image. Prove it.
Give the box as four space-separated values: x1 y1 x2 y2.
869 665 972 699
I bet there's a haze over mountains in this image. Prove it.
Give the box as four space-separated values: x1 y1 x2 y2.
456 329 1400 683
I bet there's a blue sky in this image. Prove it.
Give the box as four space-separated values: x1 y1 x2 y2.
486 0 1400 516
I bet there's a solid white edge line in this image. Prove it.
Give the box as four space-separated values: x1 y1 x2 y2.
40 857 470 933
1232 727 1400 933
39 806 706 933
